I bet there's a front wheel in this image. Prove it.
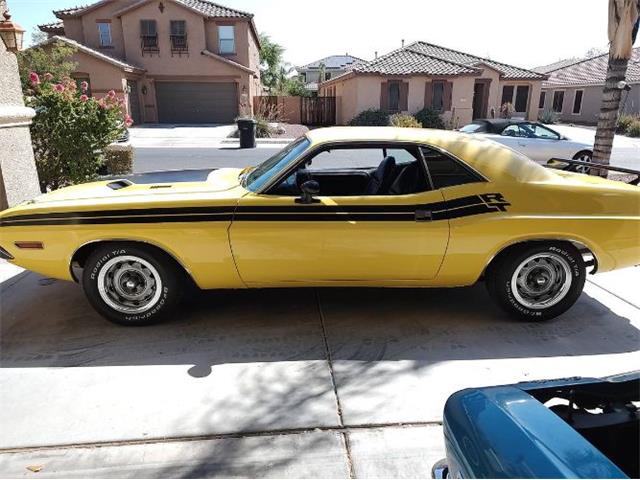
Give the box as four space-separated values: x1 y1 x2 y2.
486 242 586 321
572 150 593 174
82 243 183 326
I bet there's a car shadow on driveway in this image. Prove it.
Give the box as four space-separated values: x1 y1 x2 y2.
1 272 638 373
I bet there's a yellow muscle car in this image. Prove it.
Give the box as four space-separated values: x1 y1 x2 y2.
1 127 638 326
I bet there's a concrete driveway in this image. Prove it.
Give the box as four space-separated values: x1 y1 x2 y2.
0 261 638 478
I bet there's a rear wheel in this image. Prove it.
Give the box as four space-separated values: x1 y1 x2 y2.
82 243 183 326
486 242 586 321
572 150 593 174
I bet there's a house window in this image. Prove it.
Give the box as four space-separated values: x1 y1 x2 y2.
572 90 584 114
514 85 529 112
501 85 514 105
324 72 332 81
552 90 565 113
170 20 187 53
539 91 546 109
140 20 158 53
218 25 235 54
97 22 112 47
300 72 306 83
432 81 445 111
389 81 401 111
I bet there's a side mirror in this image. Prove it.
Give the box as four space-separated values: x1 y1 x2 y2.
296 180 320 204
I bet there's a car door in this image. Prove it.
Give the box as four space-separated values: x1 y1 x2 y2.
229 143 450 286
515 123 566 163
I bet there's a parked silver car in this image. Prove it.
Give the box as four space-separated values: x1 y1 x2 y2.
460 119 593 168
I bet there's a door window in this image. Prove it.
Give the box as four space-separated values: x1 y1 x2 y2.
522 123 560 140
271 144 429 197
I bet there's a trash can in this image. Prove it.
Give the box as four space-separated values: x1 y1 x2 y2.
237 118 257 149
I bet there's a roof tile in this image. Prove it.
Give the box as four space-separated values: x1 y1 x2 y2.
351 48 479 76
55 0 252 18
544 48 640 86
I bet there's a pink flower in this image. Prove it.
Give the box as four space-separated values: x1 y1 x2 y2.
80 94 89 102
29 72 40 86
107 90 116 99
124 115 133 127
53 84 65 92
98 98 107 109
80 81 89 92
43 72 53 81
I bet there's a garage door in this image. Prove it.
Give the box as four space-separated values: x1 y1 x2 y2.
155 82 238 123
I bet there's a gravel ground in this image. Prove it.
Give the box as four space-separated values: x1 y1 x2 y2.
273 123 310 139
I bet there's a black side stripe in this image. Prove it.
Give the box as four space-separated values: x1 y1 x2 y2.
0 194 510 226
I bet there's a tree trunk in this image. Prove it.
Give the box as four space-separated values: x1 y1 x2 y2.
592 55 630 171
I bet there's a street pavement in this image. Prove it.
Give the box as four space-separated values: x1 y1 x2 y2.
0 260 638 477
130 124 640 174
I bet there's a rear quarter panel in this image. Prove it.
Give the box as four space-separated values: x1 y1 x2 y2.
434 178 640 286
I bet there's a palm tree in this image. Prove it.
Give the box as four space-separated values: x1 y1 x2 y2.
592 0 640 172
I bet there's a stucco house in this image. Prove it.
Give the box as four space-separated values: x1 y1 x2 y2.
536 48 640 125
38 0 261 124
297 54 363 93
319 41 547 126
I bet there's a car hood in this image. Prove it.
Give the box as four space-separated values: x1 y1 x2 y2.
0 168 246 219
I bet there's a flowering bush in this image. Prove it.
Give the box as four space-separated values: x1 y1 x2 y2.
25 73 130 191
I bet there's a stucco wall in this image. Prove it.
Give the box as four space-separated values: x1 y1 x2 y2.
62 18 85 43
79 0 133 59
541 84 640 125
0 0 41 209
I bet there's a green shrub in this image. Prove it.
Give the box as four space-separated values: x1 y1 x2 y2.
539 109 558 124
26 73 129 191
617 113 637 134
625 120 640 137
389 113 421 128
101 146 133 175
414 107 445 129
255 116 274 138
348 109 390 126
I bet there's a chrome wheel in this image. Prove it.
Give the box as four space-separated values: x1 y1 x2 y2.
511 253 572 310
574 152 592 174
97 255 162 314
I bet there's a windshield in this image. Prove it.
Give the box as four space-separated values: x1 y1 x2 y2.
460 123 483 133
242 137 310 192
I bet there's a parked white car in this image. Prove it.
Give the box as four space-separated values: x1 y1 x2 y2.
460 119 593 167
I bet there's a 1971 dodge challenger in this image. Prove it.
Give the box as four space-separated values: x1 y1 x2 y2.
0 127 638 325
434 372 639 478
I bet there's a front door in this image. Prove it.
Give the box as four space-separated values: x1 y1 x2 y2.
126 80 141 125
229 144 450 286
472 80 490 119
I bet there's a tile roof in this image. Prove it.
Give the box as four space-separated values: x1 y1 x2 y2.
177 0 253 17
351 47 480 76
55 0 252 18
544 48 640 86
408 41 546 80
299 55 364 71
37 36 145 73
53 4 93 16
533 57 581 74
38 21 65 34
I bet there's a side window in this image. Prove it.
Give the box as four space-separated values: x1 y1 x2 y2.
421 147 482 189
501 124 524 137
528 123 560 140
307 148 383 170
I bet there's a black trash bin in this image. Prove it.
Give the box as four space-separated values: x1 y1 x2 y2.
237 118 257 149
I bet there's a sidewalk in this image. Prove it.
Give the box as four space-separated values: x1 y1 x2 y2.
129 125 291 149
0 260 638 477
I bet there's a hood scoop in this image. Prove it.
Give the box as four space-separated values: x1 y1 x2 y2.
107 179 134 190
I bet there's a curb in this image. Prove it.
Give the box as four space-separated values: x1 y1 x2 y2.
221 138 294 145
